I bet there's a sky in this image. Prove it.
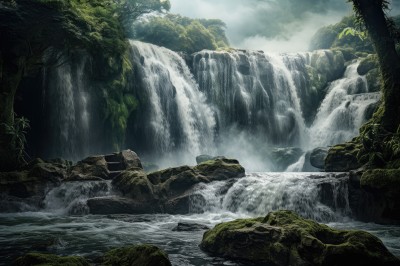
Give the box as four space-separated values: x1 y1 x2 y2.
169 0 400 53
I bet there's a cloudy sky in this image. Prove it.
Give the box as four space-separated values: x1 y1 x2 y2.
169 0 400 52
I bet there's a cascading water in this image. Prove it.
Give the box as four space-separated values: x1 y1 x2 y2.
128 41 216 164
192 50 308 147
309 60 380 148
42 54 92 161
190 172 351 222
43 181 113 215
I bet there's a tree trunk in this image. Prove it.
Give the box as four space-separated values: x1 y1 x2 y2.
351 0 400 131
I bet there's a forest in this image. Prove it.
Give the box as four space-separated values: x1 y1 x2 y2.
0 0 400 265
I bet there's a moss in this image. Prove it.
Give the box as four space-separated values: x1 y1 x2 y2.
14 253 89 266
102 244 171 266
200 210 399 266
361 169 400 196
201 217 264 248
357 54 379 75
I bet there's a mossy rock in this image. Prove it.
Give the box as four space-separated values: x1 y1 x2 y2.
357 54 379 76
361 169 400 198
325 142 362 172
102 244 171 266
200 210 400 266
112 168 154 201
194 158 245 181
13 253 90 266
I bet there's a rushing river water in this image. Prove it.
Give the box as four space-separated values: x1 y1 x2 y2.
1 173 399 265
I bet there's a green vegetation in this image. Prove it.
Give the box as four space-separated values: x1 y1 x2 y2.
133 14 229 53
310 16 374 52
103 244 171 266
14 253 90 266
1 116 29 165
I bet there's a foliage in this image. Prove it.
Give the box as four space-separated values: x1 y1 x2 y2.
310 16 374 52
133 14 229 54
1 116 29 164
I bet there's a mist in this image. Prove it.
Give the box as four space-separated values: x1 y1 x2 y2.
169 0 353 52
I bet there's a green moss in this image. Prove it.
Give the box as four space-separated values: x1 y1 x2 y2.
103 244 171 266
202 217 264 248
14 253 89 266
361 169 400 197
357 54 379 75
200 210 399 266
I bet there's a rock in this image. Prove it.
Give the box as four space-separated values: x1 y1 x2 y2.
14 253 90 266
68 156 109 181
112 168 154 201
102 244 171 266
196 155 225 164
172 222 209 231
110 158 245 214
194 158 245 181
120 150 143 169
359 169 400 222
87 197 160 215
325 142 362 172
357 54 379 76
200 210 400 266
270 148 304 171
310 147 329 169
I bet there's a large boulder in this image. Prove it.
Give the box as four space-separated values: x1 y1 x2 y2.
68 156 109 181
112 168 154 201
14 253 90 266
200 210 400 266
102 244 171 266
193 158 245 181
310 147 329 169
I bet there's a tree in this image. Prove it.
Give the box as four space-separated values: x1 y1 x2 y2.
349 0 400 132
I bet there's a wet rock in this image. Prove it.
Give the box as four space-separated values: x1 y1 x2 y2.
310 147 329 169
102 244 171 266
120 149 143 169
200 210 400 266
193 158 245 181
68 156 109 181
87 197 161 215
14 253 90 266
325 142 362 172
111 158 245 214
196 155 226 164
270 147 304 171
112 168 154 201
172 222 209 231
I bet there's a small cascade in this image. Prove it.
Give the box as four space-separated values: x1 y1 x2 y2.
42 54 92 161
43 181 113 215
190 172 351 222
309 61 380 148
129 41 216 162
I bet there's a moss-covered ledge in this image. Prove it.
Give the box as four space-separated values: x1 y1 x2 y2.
200 210 400 266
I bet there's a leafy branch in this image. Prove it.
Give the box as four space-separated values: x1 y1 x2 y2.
1 116 30 165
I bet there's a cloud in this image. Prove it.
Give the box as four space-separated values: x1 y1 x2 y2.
169 0 353 52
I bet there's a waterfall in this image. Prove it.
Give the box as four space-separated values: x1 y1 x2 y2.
190 172 351 222
43 54 91 161
128 41 216 163
309 60 380 148
192 50 308 147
